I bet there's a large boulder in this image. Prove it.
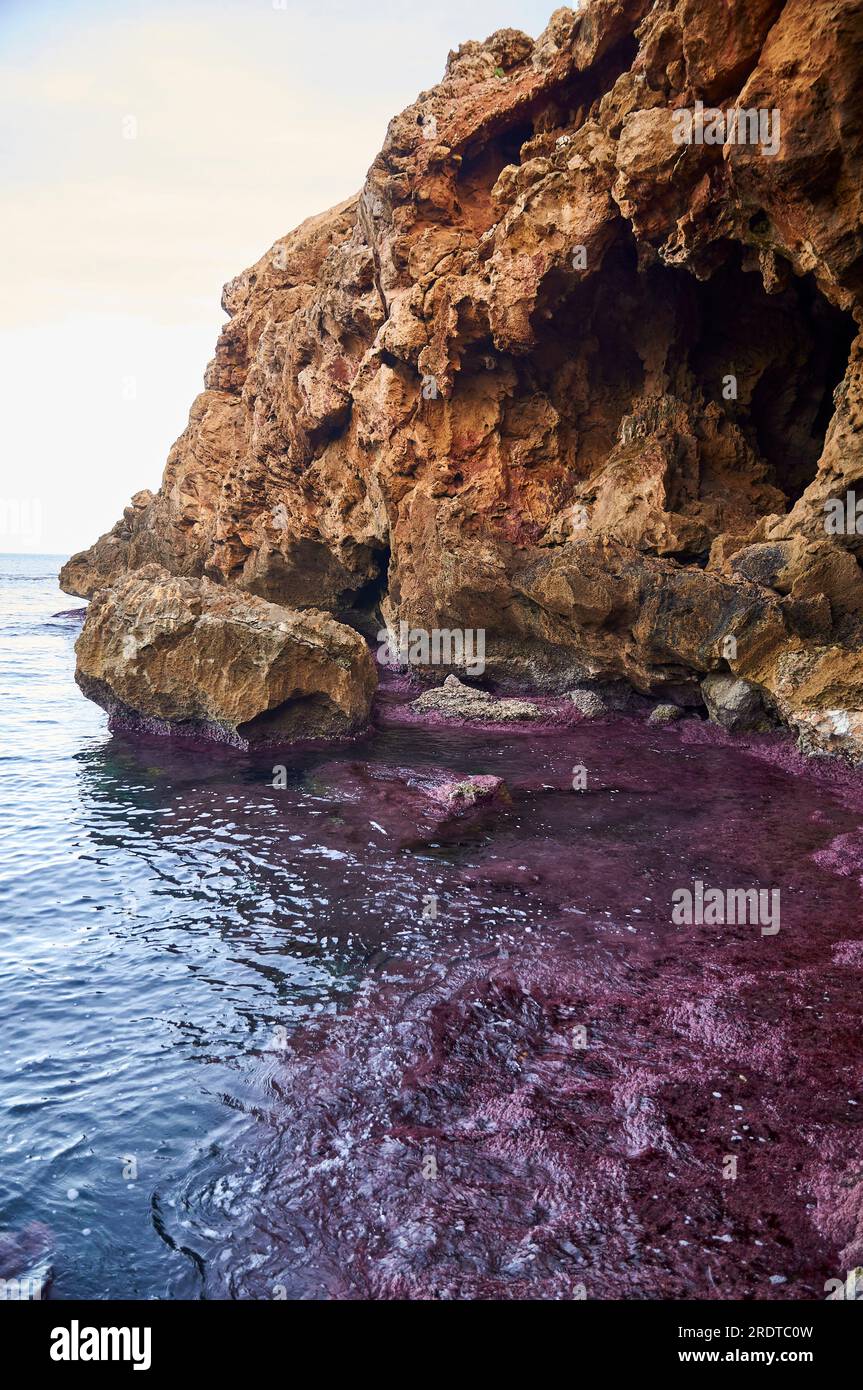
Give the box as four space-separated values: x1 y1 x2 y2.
701 673 774 733
74 566 376 745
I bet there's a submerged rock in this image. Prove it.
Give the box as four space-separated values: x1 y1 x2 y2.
49 607 87 622
311 759 511 846
60 2 863 757
410 675 544 722
74 566 376 746
0 1222 53 1299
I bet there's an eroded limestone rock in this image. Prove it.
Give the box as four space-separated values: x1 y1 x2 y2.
74 566 376 745
409 674 544 721
61 1 863 756
568 688 610 718
701 673 773 733
648 703 684 723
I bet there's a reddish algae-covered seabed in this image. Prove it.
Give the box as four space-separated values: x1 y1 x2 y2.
180 677 863 1301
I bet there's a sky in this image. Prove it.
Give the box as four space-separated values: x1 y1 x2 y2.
0 0 556 555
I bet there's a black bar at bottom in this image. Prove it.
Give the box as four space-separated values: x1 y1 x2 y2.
7 1295 857 1376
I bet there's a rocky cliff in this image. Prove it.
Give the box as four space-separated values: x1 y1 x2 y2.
62 0 863 756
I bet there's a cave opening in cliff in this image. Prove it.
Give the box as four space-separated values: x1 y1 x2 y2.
527 233 856 522
553 30 640 131
456 120 535 234
689 249 856 504
454 28 642 238
337 541 391 637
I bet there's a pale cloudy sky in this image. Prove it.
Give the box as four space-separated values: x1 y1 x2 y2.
0 0 554 555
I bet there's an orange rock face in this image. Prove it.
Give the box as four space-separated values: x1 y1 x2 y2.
75 567 377 745
63 1 863 756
